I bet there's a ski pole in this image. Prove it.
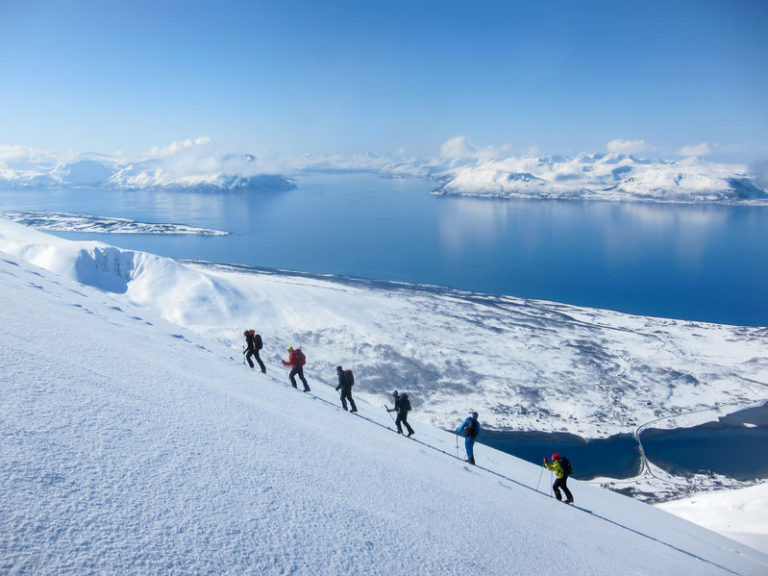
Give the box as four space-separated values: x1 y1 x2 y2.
384 405 396 425
536 465 545 492
455 433 459 458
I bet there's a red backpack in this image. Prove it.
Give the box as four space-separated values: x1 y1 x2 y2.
294 348 306 366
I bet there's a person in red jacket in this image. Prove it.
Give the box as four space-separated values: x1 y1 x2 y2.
282 346 310 392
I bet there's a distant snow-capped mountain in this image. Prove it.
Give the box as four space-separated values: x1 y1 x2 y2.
1 144 765 202
0 152 295 193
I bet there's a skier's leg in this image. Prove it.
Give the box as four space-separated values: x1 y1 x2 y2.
255 350 266 373
552 478 563 501
402 414 414 436
297 367 310 391
348 394 357 412
562 478 574 503
289 367 298 388
245 349 255 368
394 414 404 434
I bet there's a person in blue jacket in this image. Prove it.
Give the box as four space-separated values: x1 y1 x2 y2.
456 411 480 465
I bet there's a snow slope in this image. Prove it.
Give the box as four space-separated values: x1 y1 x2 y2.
658 483 768 552
2 245 767 574
1 218 766 442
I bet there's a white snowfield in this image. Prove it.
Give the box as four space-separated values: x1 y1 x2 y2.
1 219 768 574
658 483 768 554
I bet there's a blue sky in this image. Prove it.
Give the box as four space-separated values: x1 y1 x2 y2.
1 0 766 161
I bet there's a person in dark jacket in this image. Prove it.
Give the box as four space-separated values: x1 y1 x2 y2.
456 411 480 465
282 346 310 391
243 330 266 373
386 390 414 437
543 453 574 504
335 365 357 412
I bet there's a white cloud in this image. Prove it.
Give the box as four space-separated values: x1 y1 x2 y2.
677 142 712 157
147 137 212 157
440 136 476 159
750 158 768 189
606 139 648 154
523 145 542 158
0 144 57 165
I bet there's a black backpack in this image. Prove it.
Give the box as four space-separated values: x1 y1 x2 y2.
344 369 354 386
560 456 572 476
254 334 263 350
465 418 478 439
400 393 411 412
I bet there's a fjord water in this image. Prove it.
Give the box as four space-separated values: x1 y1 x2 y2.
2 172 767 326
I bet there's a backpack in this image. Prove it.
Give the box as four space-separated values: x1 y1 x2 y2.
559 456 572 476
400 393 411 412
254 334 263 350
294 348 306 367
344 369 354 386
465 418 478 439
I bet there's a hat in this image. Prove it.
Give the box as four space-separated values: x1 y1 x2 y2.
392 390 399 397
552 453 560 461
287 346 294 352
471 412 478 419
336 365 343 372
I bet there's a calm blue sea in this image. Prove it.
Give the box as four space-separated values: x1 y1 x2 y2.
2 172 767 326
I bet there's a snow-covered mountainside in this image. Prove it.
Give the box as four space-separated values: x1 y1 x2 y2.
1 218 765 442
433 154 768 203
2 239 767 574
0 150 295 193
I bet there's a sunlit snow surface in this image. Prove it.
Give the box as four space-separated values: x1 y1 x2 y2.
2 222 767 573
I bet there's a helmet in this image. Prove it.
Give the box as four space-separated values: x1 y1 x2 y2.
287 346 294 352
552 453 560 461
392 390 399 397
471 412 478 419
336 365 343 372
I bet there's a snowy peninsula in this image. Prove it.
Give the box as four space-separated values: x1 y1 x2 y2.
0 210 228 235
